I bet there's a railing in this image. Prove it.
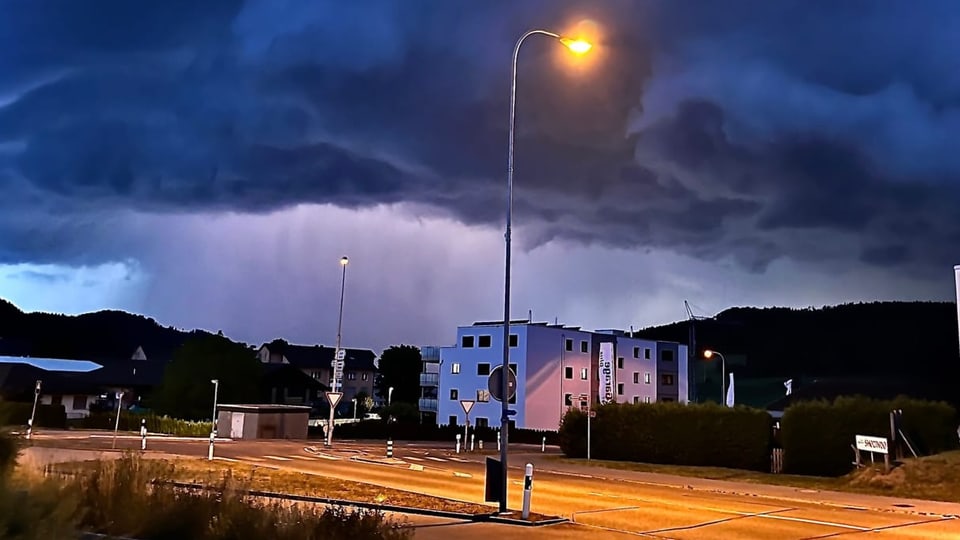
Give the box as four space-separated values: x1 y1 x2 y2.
423 363 441 374
418 398 438 412
421 346 442 362
419 372 439 386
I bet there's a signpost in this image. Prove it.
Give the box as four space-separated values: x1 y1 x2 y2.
325 391 343 446
488 366 517 402
460 400 475 452
854 434 890 473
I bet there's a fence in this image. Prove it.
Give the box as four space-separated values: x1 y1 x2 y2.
771 448 784 474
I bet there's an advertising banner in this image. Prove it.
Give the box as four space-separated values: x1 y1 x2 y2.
599 342 615 404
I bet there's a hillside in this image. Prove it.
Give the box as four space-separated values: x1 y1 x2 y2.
0 298 218 363
634 301 960 385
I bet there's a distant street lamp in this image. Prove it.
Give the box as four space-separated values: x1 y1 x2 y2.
327 255 350 447
351 398 357 420
703 350 726 405
26 379 41 440
112 391 125 449
499 28 592 514
210 379 220 434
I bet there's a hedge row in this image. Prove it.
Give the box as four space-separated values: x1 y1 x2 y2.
71 412 211 437
559 402 774 471
0 402 67 429
782 396 959 476
315 420 559 446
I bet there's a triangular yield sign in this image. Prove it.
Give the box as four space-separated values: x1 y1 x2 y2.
326 391 343 408
460 400 475 415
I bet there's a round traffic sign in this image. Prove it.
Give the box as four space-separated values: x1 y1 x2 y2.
487 365 517 402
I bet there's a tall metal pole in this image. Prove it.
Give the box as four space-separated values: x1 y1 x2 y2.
210 379 220 434
327 256 348 447
26 379 41 440
112 391 124 449
587 353 592 461
501 27 560 516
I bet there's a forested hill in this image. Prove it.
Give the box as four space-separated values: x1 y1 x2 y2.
0 298 221 363
634 301 960 380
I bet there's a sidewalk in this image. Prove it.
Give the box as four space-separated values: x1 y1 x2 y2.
509 453 960 519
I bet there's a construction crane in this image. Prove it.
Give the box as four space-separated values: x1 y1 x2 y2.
685 301 712 403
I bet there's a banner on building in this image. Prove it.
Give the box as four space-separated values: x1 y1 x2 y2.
599 341 615 404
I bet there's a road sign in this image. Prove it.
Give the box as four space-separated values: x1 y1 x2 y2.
488 365 517 402
335 349 346 360
326 391 343 409
589 411 596 418
460 400 475 415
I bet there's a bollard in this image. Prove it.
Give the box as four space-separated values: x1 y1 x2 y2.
497 430 501 452
140 419 147 451
522 463 534 519
541 436 546 452
479 439 484 451
470 433 475 452
386 438 393 458
208 431 215 461
456 433 461 454
25 419 33 441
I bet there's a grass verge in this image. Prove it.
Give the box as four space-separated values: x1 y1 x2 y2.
549 451 960 504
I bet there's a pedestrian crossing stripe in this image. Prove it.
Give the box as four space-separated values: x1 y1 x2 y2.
448 457 468 462
425 456 446 462
263 455 293 461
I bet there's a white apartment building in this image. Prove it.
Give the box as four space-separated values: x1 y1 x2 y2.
428 320 689 431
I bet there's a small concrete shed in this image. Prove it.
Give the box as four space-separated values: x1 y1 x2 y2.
215 404 311 440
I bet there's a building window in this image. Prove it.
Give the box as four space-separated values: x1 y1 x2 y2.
478 335 492 348
633 396 639 404
617 357 624 369
564 366 573 379
580 368 588 380
347 372 356 380
461 335 475 348
510 363 518 374
633 346 639 358
477 389 490 402
662 374 675 386
617 383 624 395
564 393 573 406
476 417 489 428
449 415 457 426
661 349 674 362
644 396 651 404
509 334 518 348
580 341 588 353
644 348 651 360
644 372 651 384
72 395 87 411
565 338 573 352
477 363 491 376
633 372 639 384
361 373 368 381
450 389 459 400
451 363 461 374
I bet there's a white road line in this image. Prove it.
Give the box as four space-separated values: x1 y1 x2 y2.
405 456 425 462
448 457 469 462
315 454 340 461
263 455 293 461
746 513 870 531
214 457 240 463
287 455 319 461
235 456 266 462
425 457 447 462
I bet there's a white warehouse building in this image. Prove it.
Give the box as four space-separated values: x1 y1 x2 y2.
424 320 688 432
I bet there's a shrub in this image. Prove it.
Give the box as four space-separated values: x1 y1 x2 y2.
0 432 19 478
559 402 774 471
782 396 959 476
74 412 210 436
0 402 67 429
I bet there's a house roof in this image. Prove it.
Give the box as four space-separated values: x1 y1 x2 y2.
0 363 101 398
261 342 377 371
75 361 167 388
260 363 329 391
0 356 102 372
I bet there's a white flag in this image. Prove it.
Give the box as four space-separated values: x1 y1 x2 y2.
784 379 793 396
725 373 735 407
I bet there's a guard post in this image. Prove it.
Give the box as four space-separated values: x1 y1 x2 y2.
208 431 215 461
456 433 461 454
140 419 147 451
521 463 534 519
386 438 393 458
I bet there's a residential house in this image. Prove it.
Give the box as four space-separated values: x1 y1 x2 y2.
258 341 377 402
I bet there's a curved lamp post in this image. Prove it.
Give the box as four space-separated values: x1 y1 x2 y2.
500 29 592 514
703 350 726 405
327 256 349 447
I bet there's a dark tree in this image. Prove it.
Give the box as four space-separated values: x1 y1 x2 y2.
375 345 422 405
152 334 262 420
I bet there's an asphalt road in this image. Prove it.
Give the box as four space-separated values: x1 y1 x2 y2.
26 431 960 539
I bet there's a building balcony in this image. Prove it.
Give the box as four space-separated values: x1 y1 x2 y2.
418 398 438 413
421 346 442 363
419 372 439 387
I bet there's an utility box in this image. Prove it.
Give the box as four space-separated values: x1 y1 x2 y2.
485 457 502 503
215 404 311 440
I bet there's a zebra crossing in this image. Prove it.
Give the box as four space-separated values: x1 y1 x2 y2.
226 450 473 465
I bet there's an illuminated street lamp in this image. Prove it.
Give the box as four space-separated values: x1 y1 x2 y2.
210 379 220 434
500 28 592 514
26 380 41 440
703 350 726 405
327 256 350 446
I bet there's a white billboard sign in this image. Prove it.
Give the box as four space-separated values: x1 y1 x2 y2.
855 435 888 454
599 342 615 404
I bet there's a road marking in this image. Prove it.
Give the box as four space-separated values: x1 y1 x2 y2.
447 456 469 462
314 454 340 461
746 513 870 531
425 457 447 462
453 472 472 478
409 464 425 472
235 456 266 462
288 455 319 461
405 456 424 462
214 457 240 463
263 455 293 461
572 506 641 519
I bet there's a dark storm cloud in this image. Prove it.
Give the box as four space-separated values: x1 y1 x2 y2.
1 0 959 273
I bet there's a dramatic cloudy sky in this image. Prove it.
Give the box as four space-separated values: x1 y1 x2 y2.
1 1 958 352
